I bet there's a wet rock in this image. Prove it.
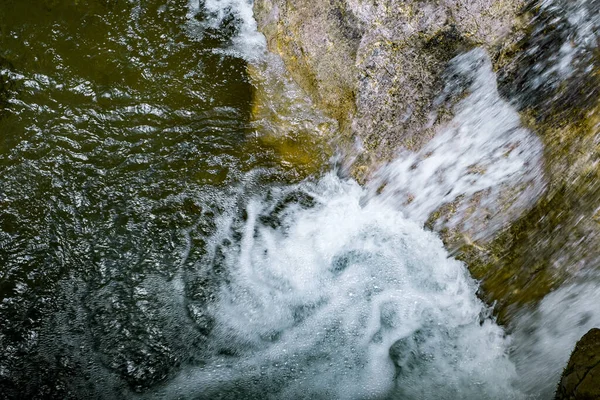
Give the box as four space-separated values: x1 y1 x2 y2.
254 0 525 178
459 0 600 322
252 0 541 250
556 328 600 400
254 0 600 325
254 0 360 132
247 54 336 180
252 0 539 318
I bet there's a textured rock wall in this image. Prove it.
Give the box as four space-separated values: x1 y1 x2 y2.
461 0 600 321
254 0 524 178
556 328 600 400
253 0 360 132
253 0 600 325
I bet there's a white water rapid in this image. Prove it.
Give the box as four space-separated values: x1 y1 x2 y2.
153 173 524 400
149 1 592 399
4 0 600 399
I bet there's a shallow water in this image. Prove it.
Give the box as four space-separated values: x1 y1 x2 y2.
0 0 598 399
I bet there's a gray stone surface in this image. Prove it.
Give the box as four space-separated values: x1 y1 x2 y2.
254 0 524 178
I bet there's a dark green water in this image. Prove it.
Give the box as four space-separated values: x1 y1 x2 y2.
2 1 598 399
0 0 292 397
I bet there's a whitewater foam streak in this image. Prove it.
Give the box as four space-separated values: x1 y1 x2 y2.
511 282 600 399
153 6 580 400
187 0 267 59
369 49 545 237
151 173 525 400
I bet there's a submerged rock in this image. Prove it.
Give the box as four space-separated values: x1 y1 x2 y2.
556 328 600 400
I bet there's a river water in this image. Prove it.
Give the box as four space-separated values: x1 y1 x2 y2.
0 0 598 399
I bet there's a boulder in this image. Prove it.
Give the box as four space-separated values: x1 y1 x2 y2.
254 0 525 178
556 328 600 400
253 0 600 324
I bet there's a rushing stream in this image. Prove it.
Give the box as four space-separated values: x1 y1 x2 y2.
1 0 599 399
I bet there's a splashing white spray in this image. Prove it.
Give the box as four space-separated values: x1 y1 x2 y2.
510 282 600 398
187 0 267 59
151 173 526 400
369 49 545 237
156 3 594 400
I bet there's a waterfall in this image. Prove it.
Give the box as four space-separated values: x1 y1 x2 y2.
151 172 524 400
1 0 598 398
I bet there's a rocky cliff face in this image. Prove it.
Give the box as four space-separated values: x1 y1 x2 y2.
463 0 600 321
253 0 600 323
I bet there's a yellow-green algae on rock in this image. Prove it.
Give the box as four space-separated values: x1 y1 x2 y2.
245 57 336 180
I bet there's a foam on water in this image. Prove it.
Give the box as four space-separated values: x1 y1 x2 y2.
3 0 599 398
151 173 524 400
187 0 266 59
145 10 548 400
